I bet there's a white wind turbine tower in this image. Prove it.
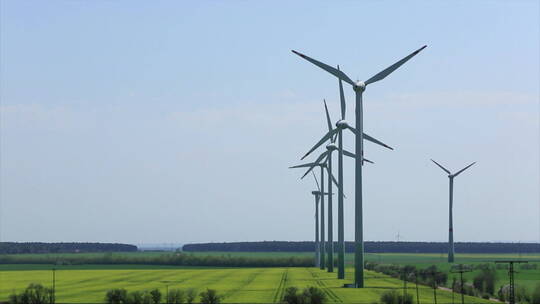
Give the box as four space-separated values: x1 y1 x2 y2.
431 159 476 263
292 45 426 287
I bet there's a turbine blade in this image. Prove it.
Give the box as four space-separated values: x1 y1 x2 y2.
301 164 317 179
289 162 318 169
364 45 427 85
341 149 373 165
301 129 338 160
338 66 346 120
453 162 476 177
342 149 356 158
291 50 355 86
363 133 394 150
301 151 329 178
431 159 451 175
323 99 333 136
346 126 393 149
312 171 321 192
329 168 338 188
326 166 346 198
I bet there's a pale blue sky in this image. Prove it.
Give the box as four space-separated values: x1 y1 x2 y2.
1 1 538 244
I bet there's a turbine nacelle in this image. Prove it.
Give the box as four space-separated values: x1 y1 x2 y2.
326 143 338 151
335 120 350 129
353 81 366 92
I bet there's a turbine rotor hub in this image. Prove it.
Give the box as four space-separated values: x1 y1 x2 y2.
312 191 319 195
353 81 366 92
336 120 349 129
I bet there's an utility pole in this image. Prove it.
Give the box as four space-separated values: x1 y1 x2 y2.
52 268 56 304
451 277 456 304
495 260 528 304
414 272 420 304
450 264 472 304
402 268 407 302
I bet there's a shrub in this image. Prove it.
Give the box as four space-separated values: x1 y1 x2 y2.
302 286 326 304
498 284 530 303
282 286 327 304
282 287 302 304
472 266 496 294
149 289 161 304
401 293 414 304
199 289 223 304
167 289 185 304
105 289 128 304
515 285 530 303
126 291 144 304
381 290 400 304
186 288 197 304
380 290 414 304
532 283 540 304
8 283 54 304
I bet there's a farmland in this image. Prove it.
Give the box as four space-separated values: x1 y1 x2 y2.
1 252 538 303
0 265 496 303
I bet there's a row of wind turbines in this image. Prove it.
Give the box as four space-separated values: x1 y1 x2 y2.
289 46 475 288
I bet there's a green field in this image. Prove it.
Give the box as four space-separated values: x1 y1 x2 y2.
1 252 537 303
0 266 496 303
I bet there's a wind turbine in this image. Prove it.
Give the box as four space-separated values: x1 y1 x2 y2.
320 99 384 274
290 150 340 269
311 171 331 268
304 77 393 279
292 45 427 287
300 100 380 278
431 159 476 263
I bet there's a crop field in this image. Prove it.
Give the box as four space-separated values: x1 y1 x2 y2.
0 265 497 303
1 252 537 303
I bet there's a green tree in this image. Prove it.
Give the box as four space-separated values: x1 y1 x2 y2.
301 286 326 304
282 287 302 304
9 283 54 304
105 289 128 304
532 283 540 304
400 293 414 304
149 289 162 304
380 290 400 304
167 289 185 304
127 291 144 304
199 289 223 304
186 288 197 304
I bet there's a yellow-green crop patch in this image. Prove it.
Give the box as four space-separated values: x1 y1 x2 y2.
0 267 497 303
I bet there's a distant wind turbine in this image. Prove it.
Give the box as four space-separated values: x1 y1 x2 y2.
290 158 332 269
311 171 330 268
431 159 476 263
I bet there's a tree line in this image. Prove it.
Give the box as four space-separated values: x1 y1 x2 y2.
182 241 540 253
0 242 137 254
8 284 329 304
0 252 313 267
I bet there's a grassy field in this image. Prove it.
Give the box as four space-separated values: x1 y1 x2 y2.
1 252 537 303
0 266 497 303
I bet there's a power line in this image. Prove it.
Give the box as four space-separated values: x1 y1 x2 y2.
495 260 528 304
450 264 472 304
